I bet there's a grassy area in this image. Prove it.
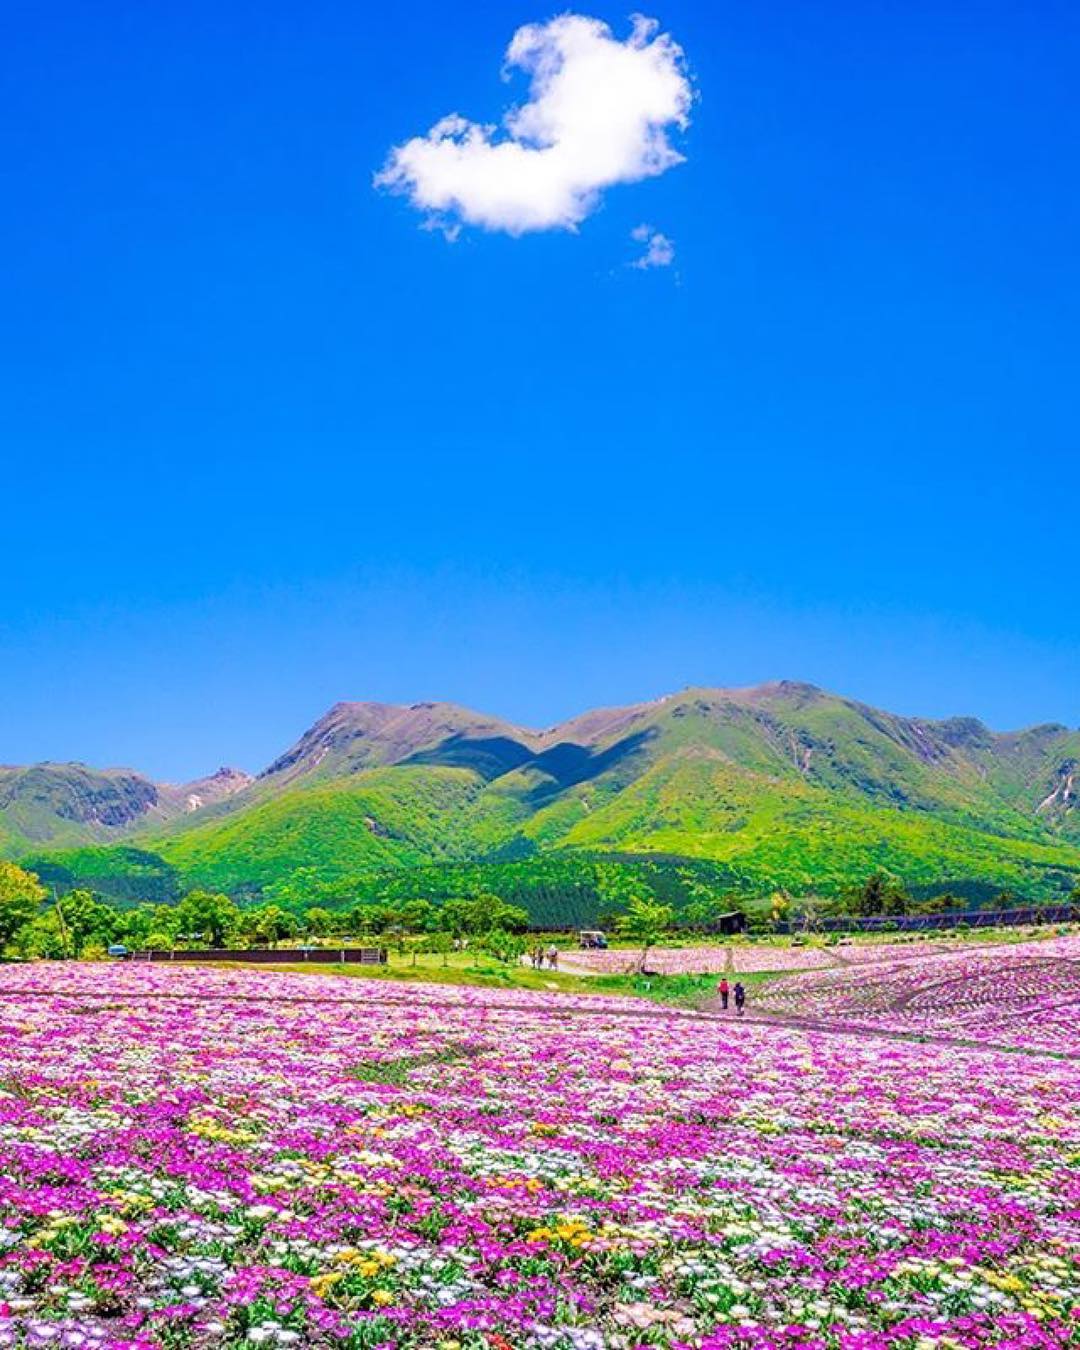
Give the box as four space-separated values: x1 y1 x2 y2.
200 949 730 1008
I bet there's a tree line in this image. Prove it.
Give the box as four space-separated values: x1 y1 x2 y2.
0 861 542 959
3 856 1074 961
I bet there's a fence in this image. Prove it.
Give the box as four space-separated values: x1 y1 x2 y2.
779 904 1077 935
131 947 388 965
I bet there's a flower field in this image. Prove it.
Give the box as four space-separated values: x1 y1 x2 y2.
753 934 1080 1054
728 949 835 975
564 941 970 979
563 948 735 976
563 946 838 977
0 962 1078 1350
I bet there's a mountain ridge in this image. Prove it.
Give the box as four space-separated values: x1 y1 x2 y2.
4 681 1079 899
0 761 253 854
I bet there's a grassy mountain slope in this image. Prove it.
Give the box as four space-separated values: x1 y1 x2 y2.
18 845 183 904
541 749 1080 895
13 683 1080 900
155 766 493 892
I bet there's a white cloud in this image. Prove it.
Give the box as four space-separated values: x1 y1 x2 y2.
375 14 691 236
630 222 674 268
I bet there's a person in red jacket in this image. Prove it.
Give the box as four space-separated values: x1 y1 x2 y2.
719 977 730 1010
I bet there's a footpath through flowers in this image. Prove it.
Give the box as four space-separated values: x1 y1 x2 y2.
0 960 1076 1349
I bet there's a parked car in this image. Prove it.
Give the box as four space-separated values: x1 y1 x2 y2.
578 930 608 949
107 944 130 959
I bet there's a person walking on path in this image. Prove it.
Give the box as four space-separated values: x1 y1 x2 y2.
734 982 746 1017
546 944 559 970
718 978 730 1011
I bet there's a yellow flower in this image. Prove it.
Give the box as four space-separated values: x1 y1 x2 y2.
187 1114 256 1145
310 1272 345 1299
371 1289 393 1306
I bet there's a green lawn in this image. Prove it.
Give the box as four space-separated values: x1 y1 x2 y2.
171 947 787 1009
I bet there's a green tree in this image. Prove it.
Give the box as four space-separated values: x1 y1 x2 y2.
114 904 161 947
263 866 351 912
397 898 436 934
438 893 528 938
173 890 241 947
143 927 177 951
360 898 437 952
615 897 674 972
0 861 46 952
420 930 454 968
477 928 528 965
436 898 473 939
246 904 298 948
304 906 334 937
151 904 181 944
848 873 909 918
347 901 395 937
917 893 958 915
56 889 116 957
596 864 653 921
23 912 67 960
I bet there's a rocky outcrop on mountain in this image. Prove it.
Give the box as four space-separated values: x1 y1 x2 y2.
0 762 252 852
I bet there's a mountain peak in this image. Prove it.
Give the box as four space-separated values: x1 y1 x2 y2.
182 765 253 793
259 698 537 785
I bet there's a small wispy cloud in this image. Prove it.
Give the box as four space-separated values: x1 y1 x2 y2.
375 14 692 237
630 223 675 269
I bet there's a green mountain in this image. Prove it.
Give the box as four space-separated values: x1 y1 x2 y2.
10 683 1080 900
0 763 252 855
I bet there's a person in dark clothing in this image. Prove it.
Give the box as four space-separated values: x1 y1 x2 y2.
718 978 730 1010
733 982 746 1017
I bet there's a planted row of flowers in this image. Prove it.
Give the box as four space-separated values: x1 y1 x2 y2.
565 947 839 977
753 935 1080 1054
0 962 1077 1348
565 940 1003 979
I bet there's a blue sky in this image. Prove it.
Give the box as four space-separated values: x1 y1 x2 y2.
2 1 1077 780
